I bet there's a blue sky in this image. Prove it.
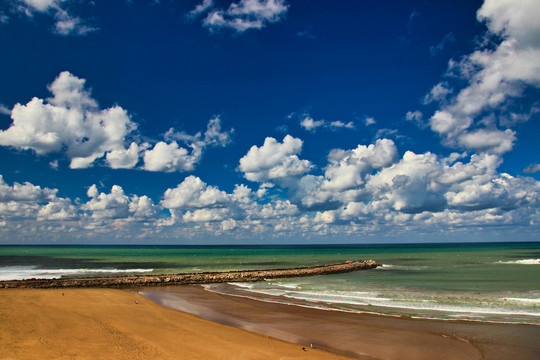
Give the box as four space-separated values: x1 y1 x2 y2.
0 0 539 244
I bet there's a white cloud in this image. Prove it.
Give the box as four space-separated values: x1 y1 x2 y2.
187 0 214 19
182 208 229 222
423 82 453 104
0 73 233 172
142 141 194 172
405 110 426 128
161 176 228 209
82 184 130 220
11 0 97 35
259 199 298 218
426 0 540 155
0 175 57 202
524 163 540 174
146 116 234 173
0 175 77 222
477 0 540 47
323 139 398 192
143 116 232 173
299 113 355 132
330 120 355 129
0 72 137 169
367 151 449 213
106 142 143 169
299 115 324 131
457 128 516 155
129 195 157 220
364 116 376 126
197 0 289 33
81 184 157 221
445 172 539 211
238 135 312 182
37 198 77 221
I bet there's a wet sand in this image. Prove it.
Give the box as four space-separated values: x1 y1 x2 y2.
0 288 353 360
141 285 540 360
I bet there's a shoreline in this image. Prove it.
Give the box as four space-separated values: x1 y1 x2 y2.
140 285 540 360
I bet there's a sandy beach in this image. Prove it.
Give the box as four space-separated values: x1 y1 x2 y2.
1 286 539 360
0 288 351 360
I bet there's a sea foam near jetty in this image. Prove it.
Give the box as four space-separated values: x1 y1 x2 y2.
0 266 154 281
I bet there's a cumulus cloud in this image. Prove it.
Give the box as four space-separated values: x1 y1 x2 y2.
142 141 195 172
8 0 97 35
105 142 143 169
0 72 137 169
189 0 289 33
37 198 78 221
159 175 302 228
0 175 78 222
426 0 540 155
82 184 157 221
144 116 233 172
0 175 57 202
251 133 540 232
0 73 233 172
456 128 516 155
1 136 539 239
323 139 398 192
238 135 312 182
161 175 228 209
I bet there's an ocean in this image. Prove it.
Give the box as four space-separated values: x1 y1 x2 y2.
1 242 539 325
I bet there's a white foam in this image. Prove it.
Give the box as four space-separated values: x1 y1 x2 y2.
218 283 540 321
496 259 540 265
503 297 540 304
376 264 428 270
267 281 302 289
0 266 154 281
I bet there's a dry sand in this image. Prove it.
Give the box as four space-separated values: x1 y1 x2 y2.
0 288 351 360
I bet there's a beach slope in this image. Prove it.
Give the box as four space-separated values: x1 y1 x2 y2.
0 288 352 360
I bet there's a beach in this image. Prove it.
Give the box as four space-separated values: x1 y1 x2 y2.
142 285 540 360
0 288 351 360
2 287 539 360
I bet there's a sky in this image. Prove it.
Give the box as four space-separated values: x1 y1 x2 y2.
0 0 539 244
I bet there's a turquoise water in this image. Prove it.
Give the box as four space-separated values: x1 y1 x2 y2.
1 243 539 324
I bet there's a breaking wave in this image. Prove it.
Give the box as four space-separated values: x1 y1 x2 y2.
0 266 154 281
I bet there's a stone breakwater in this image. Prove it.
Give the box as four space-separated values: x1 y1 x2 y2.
0 260 380 289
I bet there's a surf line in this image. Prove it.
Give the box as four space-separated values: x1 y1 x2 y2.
0 260 380 289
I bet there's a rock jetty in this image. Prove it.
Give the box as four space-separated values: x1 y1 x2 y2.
0 260 380 289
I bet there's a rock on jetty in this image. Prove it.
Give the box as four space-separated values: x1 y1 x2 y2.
0 260 380 289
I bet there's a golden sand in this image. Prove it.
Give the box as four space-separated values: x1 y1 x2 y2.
0 288 352 360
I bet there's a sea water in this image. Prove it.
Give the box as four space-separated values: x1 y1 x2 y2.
1 242 539 324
